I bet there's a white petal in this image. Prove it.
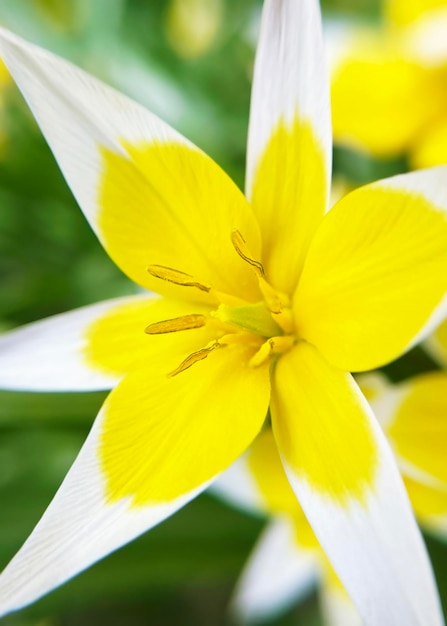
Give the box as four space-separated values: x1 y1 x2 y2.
0 295 149 391
246 0 331 200
0 416 207 616
232 518 319 623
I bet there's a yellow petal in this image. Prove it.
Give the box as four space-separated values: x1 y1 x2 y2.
387 371 447 487
271 342 443 625
99 141 261 304
272 345 378 505
294 170 447 372
0 344 270 616
100 344 270 504
84 296 216 379
250 118 328 295
331 32 442 157
247 0 330 295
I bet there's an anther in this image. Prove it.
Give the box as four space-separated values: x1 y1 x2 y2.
147 265 211 293
168 341 222 377
145 314 207 335
231 230 265 278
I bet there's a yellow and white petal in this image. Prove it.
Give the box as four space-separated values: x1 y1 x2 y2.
425 317 447 367
246 0 331 294
232 518 319 624
271 343 443 626
0 295 153 391
386 371 447 488
294 168 447 372
0 28 261 304
0 344 270 616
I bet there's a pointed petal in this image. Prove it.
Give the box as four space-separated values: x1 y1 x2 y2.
0 296 216 391
294 168 447 372
271 343 443 626
0 345 270 616
246 0 331 294
0 295 152 391
0 28 261 304
232 518 318 624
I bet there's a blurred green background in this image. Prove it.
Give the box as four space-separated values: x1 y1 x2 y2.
0 0 446 624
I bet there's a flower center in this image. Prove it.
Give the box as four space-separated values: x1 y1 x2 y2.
145 230 296 376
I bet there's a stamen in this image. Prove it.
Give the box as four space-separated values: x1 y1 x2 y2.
168 341 221 377
147 265 211 292
249 340 274 368
249 335 296 367
231 230 265 278
145 314 206 335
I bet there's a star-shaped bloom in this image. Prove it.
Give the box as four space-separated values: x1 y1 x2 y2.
214 370 447 624
331 0 447 168
0 1 446 623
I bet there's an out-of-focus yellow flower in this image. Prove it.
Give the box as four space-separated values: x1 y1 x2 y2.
214 367 447 624
331 0 447 168
0 58 10 155
165 0 223 59
386 0 447 27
